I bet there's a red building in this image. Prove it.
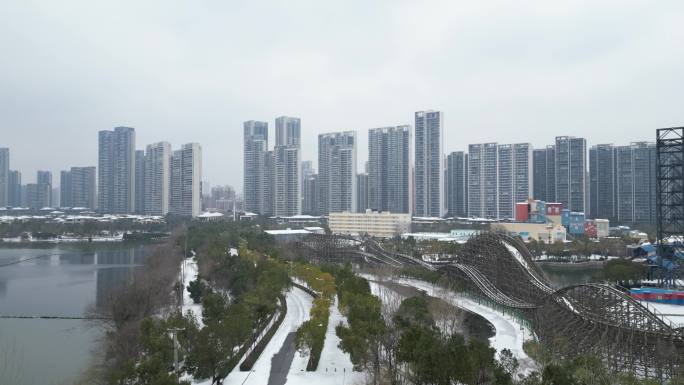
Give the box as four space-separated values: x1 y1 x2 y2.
584 220 597 238
515 202 529 222
546 202 562 216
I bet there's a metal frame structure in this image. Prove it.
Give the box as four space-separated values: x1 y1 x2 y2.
656 127 684 284
292 232 684 379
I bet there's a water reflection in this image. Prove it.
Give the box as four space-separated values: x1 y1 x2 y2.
0 244 151 385
95 266 138 310
59 251 95 265
538 263 604 289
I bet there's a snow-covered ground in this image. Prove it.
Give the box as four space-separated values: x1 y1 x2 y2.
287 296 365 385
222 286 313 385
638 301 684 327
362 274 537 374
181 257 204 328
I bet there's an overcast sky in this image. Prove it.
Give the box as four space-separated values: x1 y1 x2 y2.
1 0 683 190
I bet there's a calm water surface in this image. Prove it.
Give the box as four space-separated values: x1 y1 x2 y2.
538 262 604 288
0 244 149 385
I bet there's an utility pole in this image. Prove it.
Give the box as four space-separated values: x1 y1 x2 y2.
168 327 185 375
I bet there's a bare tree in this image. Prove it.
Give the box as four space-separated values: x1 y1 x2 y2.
86 231 186 382
429 297 465 338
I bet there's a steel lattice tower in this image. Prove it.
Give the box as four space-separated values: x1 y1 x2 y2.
656 127 684 284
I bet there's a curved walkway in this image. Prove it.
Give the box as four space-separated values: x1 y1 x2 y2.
363 274 537 374
222 286 313 385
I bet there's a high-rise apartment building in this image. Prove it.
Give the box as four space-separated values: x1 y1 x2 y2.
0 148 8 207
263 150 275 216
614 142 656 223
135 150 146 214
318 131 357 215
414 110 444 217
37 170 52 186
243 120 269 215
302 173 318 215
545 146 556 203
60 170 71 207
61 167 96 209
468 143 498 218
357 173 369 213
588 144 615 220
207 185 235 212
25 183 50 209
275 116 301 147
170 143 202 217
37 170 52 207
532 149 546 201
144 142 171 216
555 136 586 212
512 143 533 212
446 151 468 217
71 167 96 209
498 145 514 219
301 161 313 212
467 143 532 219
368 126 411 213
98 127 136 213
274 145 300 216
7 170 21 207
532 146 557 203
274 116 301 217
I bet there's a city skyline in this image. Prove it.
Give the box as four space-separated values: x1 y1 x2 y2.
0 123 663 217
2 1 683 188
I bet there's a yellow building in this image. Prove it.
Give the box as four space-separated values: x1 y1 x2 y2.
328 210 412 238
492 222 566 243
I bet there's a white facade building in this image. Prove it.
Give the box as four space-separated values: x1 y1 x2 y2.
274 116 301 217
328 210 412 238
170 143 202 217
144 141 171 216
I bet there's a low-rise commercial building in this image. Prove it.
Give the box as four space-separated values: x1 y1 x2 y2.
401 229 481 243
265 228 313 242
595 219 610 238
492 222 566 243
328 210 411 238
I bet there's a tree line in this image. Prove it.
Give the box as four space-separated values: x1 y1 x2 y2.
292 262 336 370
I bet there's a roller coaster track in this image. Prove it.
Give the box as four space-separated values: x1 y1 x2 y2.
362 239 434 270
292 232 684 379
442 263 537 309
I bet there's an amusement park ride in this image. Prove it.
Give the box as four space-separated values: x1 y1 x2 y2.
656 127 684 285
289 129 684 380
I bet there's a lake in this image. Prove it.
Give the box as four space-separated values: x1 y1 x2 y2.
538 262 604 288
0 243 150 385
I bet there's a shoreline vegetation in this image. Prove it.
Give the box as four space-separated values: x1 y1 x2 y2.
0 231 169 244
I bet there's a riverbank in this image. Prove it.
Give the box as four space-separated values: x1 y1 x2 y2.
1 234 124 243
535 260 605 268
0 243 152 385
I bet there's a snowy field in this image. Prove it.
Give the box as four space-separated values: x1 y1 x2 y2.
362 274 537 374
287 296 365 385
